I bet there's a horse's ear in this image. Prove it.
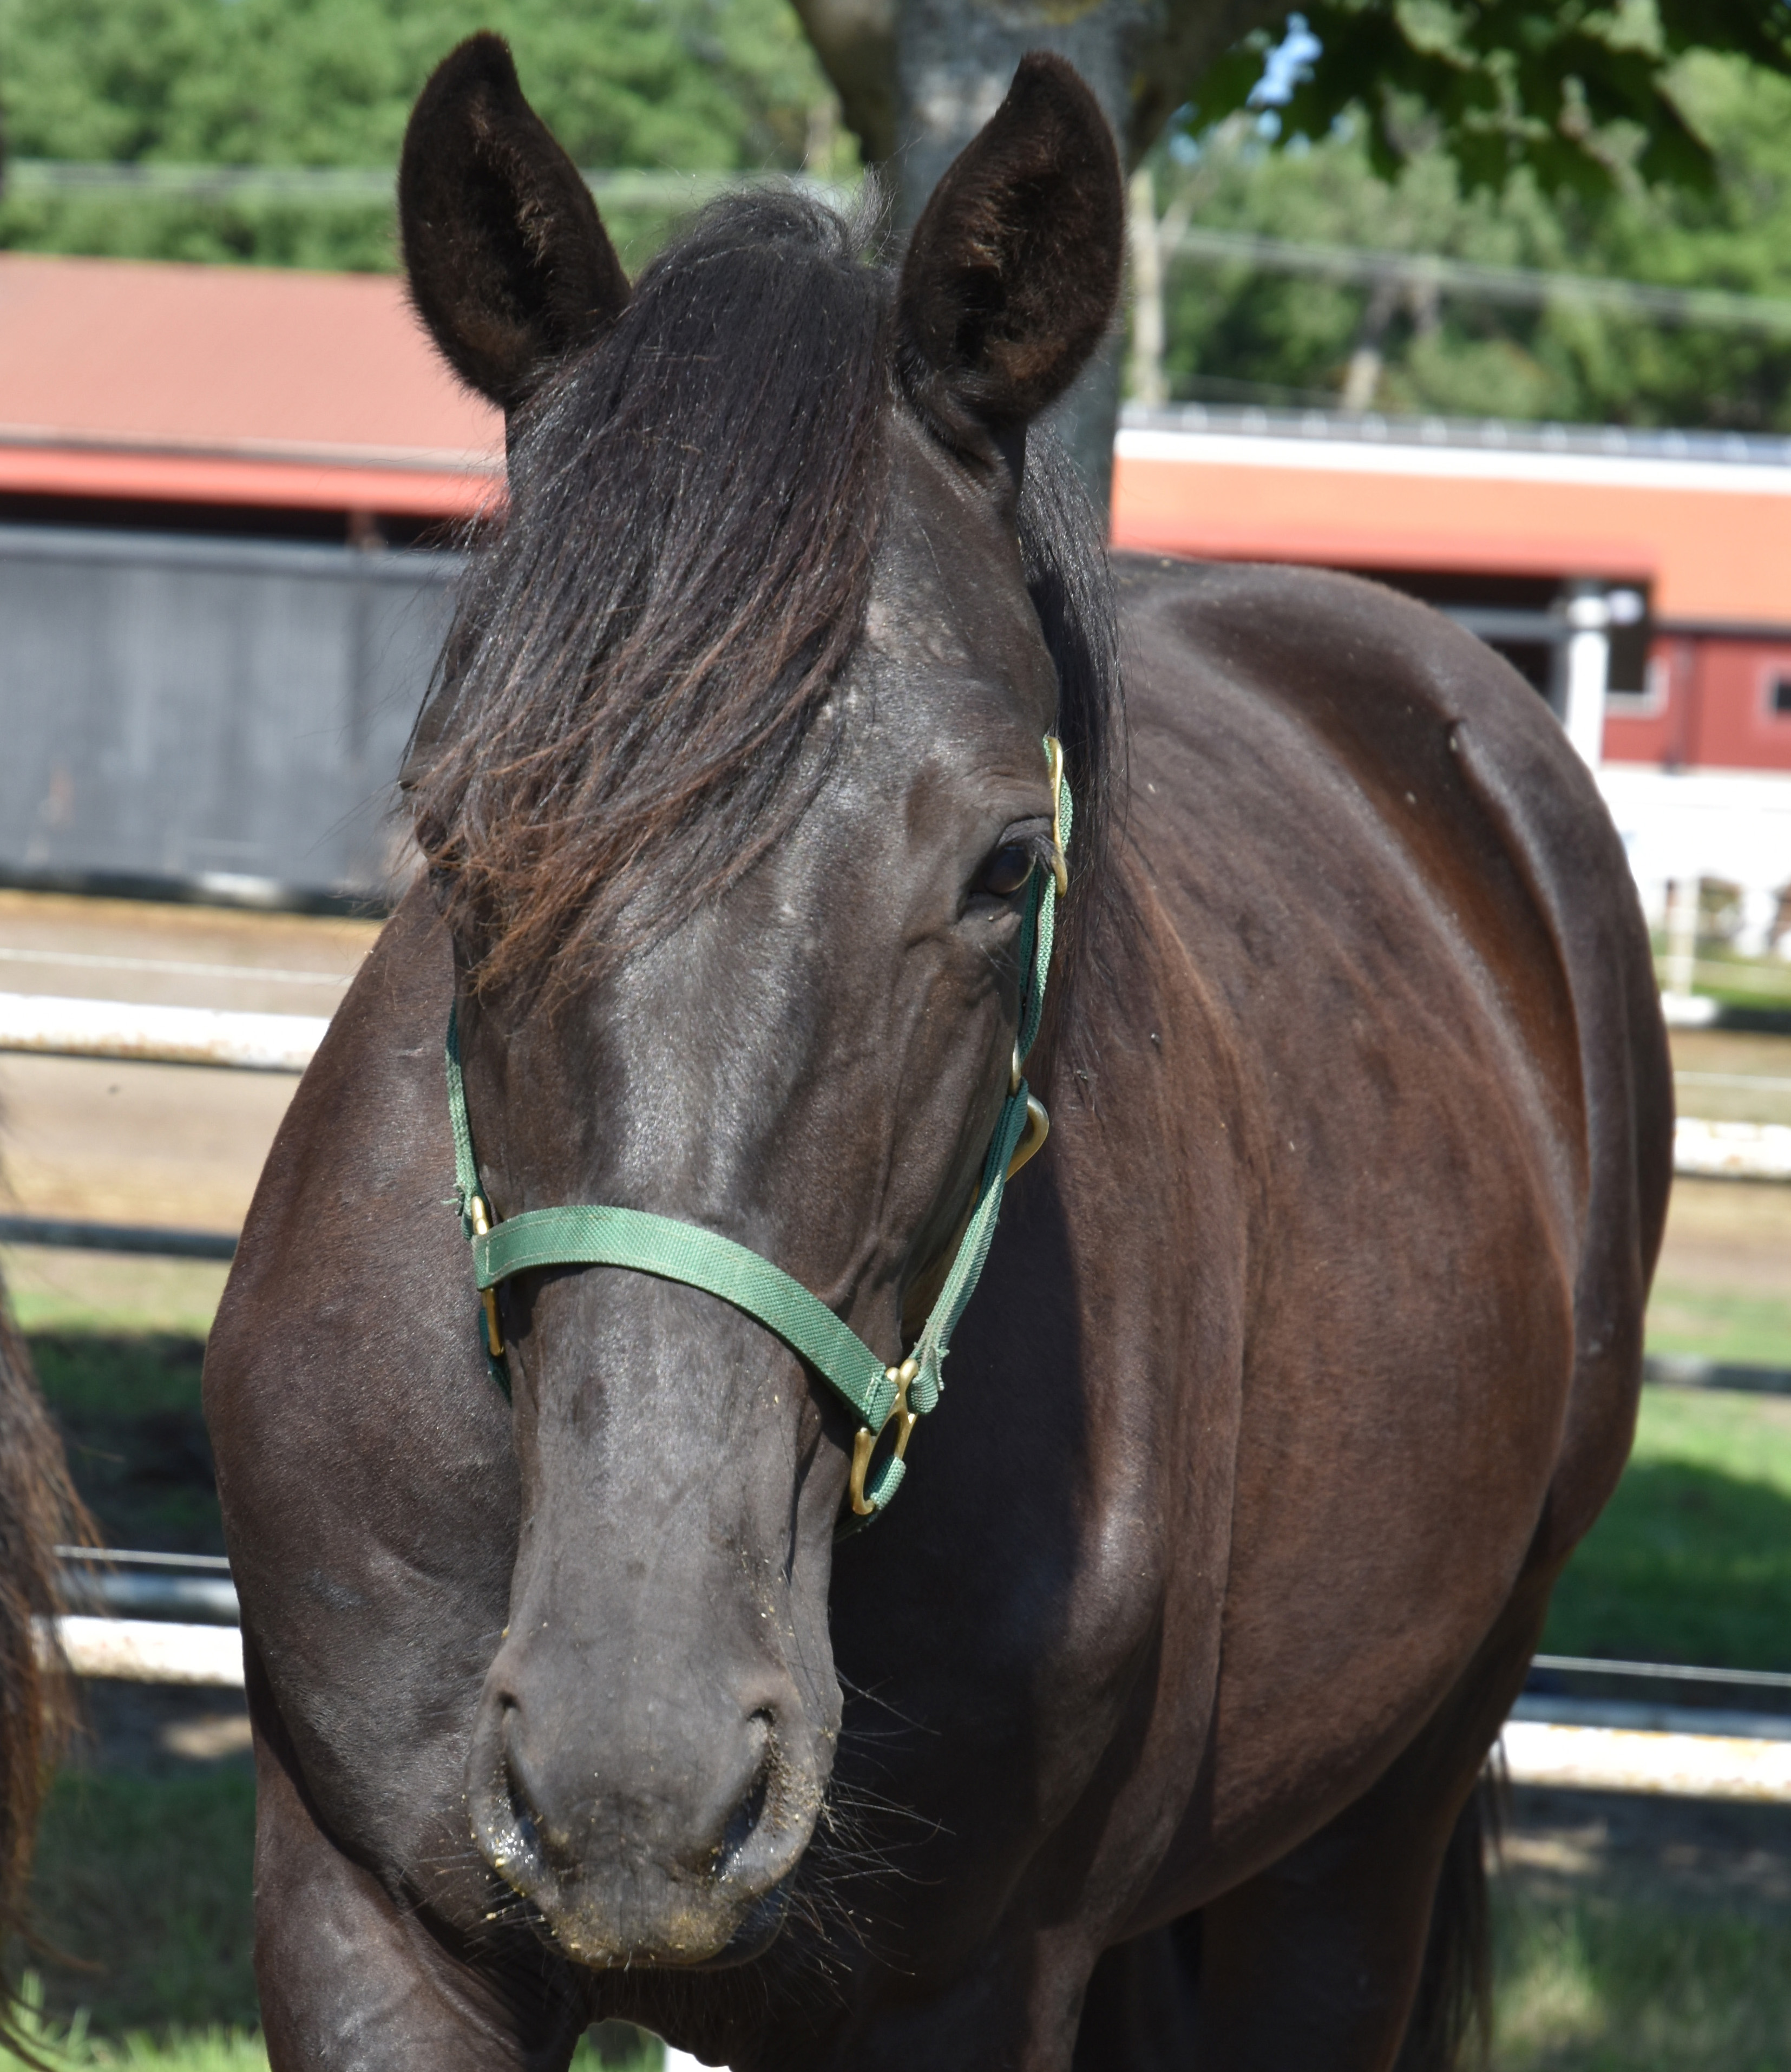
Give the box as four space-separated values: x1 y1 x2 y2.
399 34 629 414
896 53 1123 453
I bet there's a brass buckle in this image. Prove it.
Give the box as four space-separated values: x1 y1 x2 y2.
1044 735 1068 898
469 1196 505 1358
849 1356 920 1516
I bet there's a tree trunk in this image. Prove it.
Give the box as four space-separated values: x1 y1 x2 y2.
794 0 1291 514
894 2 1145 509
1128 167 1170 412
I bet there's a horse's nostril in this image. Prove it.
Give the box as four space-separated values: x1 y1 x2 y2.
716 1761 770 1876
506 1750 542 1862
712 1711 776 1879
478 1701 549 1893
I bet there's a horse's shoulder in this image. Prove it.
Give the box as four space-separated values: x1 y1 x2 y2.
218 883 453 1294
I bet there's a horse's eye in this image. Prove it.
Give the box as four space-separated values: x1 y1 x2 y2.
977 844 1035 899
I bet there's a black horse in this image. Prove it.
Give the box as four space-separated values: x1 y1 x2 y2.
204 38 1671 2070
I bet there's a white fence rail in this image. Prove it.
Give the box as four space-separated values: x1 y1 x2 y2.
1501 1719 1791 1801
0 991 324 1071
1674 1117 1791 1182
42 1615 244 1687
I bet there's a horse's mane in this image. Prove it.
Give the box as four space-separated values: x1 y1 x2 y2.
0 1294 87 2051
407 188 1119 1002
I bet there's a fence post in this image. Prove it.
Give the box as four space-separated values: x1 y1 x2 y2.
1562 583 1611 769
1665 874 1700 1004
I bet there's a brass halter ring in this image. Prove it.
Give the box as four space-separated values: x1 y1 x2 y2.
849 1356 920 1516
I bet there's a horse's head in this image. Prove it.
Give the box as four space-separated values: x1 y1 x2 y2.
399 34 1121 1968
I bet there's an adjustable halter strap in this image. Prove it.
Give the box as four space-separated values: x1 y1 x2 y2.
445 737 1072 1525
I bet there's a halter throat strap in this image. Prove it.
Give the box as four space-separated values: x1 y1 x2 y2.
444 737 1072 1524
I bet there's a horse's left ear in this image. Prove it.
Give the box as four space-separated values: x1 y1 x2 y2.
399 34 629 414
896 53 1123 452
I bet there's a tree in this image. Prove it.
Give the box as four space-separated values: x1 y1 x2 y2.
1139 53 1791 432
791 1 1791 502
0 0 841 272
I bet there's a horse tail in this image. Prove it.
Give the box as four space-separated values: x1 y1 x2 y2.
1393 1767 1500 2072
0 1293 90 2049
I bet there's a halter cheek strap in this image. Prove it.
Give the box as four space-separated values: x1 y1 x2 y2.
445 737 1072 1526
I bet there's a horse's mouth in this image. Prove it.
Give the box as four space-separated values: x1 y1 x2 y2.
543 1871 796 1971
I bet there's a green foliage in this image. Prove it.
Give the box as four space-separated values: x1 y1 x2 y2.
1195 2 1791 201
1152 53 1791 428
0 0 842 268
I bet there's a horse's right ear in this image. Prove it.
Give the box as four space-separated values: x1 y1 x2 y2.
399 35 629 414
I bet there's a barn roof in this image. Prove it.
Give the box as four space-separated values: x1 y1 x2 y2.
1113 404 1791 627
0 252 502 517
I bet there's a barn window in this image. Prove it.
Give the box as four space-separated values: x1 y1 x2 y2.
1773 674 1791 717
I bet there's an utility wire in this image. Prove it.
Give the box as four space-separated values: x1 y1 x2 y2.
2 160 848 211
12 156 1791 335
1163 224 1791 336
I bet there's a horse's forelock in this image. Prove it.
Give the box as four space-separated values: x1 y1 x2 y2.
408 188 1117 1004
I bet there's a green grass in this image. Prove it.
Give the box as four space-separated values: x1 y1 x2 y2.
1493 1892 1791 2071
28 1774 258 2037
1651 945 1791 1009
22 1771 657 2066
2 1992 657 2071
1645 1283 1791 1368
14 1890 1791 2072
0 1253 229 1342
3 1978 268 2069
1542 1385 1791 1668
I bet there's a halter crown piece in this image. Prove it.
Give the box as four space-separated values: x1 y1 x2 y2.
445 736 1072 1527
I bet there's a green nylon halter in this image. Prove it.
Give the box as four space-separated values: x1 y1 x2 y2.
445 738 1072 1524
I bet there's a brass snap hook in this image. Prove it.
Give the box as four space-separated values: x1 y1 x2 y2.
1006 1093 1050 1180
849 1356 920 1517
1045 736 1069 898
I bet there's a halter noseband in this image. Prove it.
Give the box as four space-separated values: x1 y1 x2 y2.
444 737 1072 1527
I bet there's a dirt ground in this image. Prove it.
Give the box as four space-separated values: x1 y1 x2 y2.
1504 1784 1791 1917
73 1678 255 1777
0 890 377 1230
